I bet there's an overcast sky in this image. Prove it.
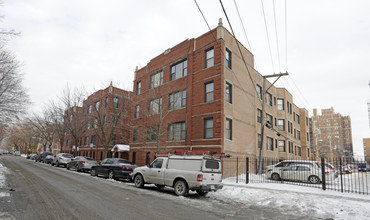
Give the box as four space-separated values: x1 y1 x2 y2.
2 0 369 157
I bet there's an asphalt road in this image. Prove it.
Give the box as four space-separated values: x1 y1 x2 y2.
0 155 305 220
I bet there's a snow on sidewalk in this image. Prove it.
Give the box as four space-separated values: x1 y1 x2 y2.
214 180 370 219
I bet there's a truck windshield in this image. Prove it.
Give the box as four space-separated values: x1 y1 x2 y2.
205 160 219 169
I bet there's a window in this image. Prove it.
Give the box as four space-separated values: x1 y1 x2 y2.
167 121 186 141
256 85 262 100
277 98 284 110
296 114 300 124
169 90 186 110
297 130 301 140
278 119 285 131
136 81 141 95
288 121 291 133
267 93 272 106
132 152 136 165
170 60 187 81
258 134 261 148
205 82 214 102
205 48 214 68
266 114 273 126
257 109 262 123
91 135 97 146
226 48 232 69
147 126 159 142
287 101 290 113
279 140 285 152
150 71 163 89
226 118 232 140
95 101 100 111
113 97 119 108
297 146 301 156
112 116 117 127
267 137 273 151
145 152 150 166
135 105 140 119
149 98 162 115
133 129 138 143
88 105 92 114
93 119 98 128
226 82 232 104
105 97 108 108
204 118 214 139
66 139 70 147
87 121 90 130
84 136 89 146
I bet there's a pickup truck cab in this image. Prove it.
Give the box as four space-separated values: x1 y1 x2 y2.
132 154 223 196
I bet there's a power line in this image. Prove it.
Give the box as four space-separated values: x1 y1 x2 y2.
233 0 252 52
285 0 288 72
272 0 281 73
260 0 275 74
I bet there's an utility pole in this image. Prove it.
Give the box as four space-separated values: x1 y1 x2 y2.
258 72 288 174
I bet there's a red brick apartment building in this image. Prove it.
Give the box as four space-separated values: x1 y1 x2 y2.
62 84 132 161
130 20 310 166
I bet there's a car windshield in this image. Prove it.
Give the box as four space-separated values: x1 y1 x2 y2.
84 157 95 161
205 160 219 169
62 154 73 158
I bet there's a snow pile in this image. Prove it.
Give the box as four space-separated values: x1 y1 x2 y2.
0 163 7 188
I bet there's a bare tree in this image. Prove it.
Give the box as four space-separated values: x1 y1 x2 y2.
27 109 55 152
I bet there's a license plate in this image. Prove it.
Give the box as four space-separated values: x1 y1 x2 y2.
210 185 215 190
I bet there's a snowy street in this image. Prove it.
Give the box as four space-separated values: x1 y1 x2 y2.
1 155 370 220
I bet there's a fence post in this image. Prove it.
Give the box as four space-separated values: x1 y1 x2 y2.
321 157 326 190
236 157 239 184
340 158 343 193
246 157 249 184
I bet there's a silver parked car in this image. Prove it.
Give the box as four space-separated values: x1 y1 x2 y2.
52 153 73 167
66 156 98 172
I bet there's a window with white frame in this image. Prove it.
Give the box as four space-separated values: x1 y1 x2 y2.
167 121 185 141
226 82 232 104
205 82 214 102
257 109 262 123
204 117 214 139
150 71 163 89
88 105 92 114
113 97 119 108
226 118 232 140
279 140 285 152
205 48 214 68
135 105 140 119
95 101 100 111
278 119 285 131
136 81 141 95
256 85 262 100
169 90 186 110
149 98 162 115
277 98 284 110
226 48 232 69
170 60 187 81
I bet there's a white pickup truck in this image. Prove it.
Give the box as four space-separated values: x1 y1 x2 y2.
132 154 223 196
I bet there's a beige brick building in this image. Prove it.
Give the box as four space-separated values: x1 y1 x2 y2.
311 107 353 159
363 138 370 161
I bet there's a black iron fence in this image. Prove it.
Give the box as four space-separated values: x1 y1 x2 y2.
222 156 369 195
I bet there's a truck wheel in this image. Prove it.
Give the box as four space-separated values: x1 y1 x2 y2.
174 180 189 197
196 190 208 196
134 174 144 188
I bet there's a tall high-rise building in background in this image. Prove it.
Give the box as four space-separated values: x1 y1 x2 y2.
311 107 353 159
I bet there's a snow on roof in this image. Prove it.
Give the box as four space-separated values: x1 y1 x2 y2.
111 144 130 152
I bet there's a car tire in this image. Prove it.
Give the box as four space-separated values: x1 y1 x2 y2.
56 161 59 167
134 174 144 188
174 180 189 197
196 190 208 196
66 164 70 170
308 175 320 184
108 170 115 180
91 168 97 176
271 173 281 181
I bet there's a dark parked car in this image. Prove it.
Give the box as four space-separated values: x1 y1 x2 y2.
90 158 137 180
45 155 55 164
67 156 98 172
35 152 53 163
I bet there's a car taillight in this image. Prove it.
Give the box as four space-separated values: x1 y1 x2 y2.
197 174 203 182
59 157 62 159
330 167 334 170
122 167 130 170
325 171 329 175
81 161 87 163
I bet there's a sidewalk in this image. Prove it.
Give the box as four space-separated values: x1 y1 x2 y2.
211 180 370 219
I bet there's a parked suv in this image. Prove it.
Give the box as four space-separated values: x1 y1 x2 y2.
52 153 73 167
35 151 53 163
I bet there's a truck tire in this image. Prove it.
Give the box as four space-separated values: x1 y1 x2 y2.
134 174 144 188
196 190 208 196
174 180 189 197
